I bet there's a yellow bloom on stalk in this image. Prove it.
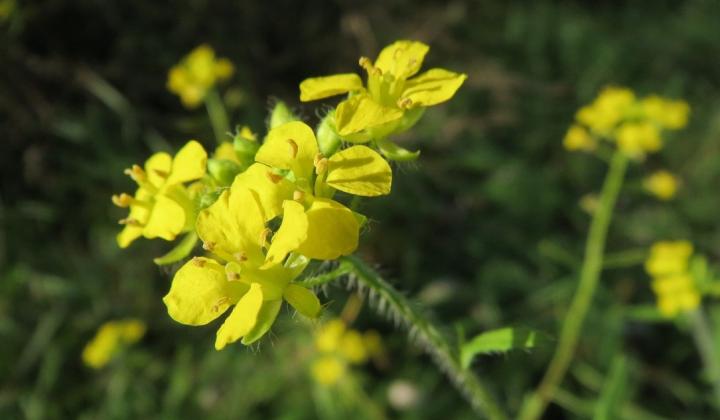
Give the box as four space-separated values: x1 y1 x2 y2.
645 241 700 317
643 170 679 200
82 319 146 369
616 121 662 158
311 319 381 386
113 140 207 248
641 95 690 130
162 180 322 350
242 121 392 265
167 44 235 108
563 125 596 152
575 87 635 136
299 40 466 143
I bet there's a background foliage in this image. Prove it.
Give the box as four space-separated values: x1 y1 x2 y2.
2 0 720 418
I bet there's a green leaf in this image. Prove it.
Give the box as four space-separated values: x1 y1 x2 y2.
460 327 548 368
153 232 198 266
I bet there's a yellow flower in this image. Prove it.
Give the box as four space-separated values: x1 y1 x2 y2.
167 45 235 108
311 318 381 386
311 356 346 386
645 241 693 278
162 179 322 349
82 319 146 369
641 96 690 130
643 170 679 200
113 140 207 248
575 87 635 136
563 125 596 152
616 121 661 159
651 274 700 317
299 40 466 143
242 121 392 265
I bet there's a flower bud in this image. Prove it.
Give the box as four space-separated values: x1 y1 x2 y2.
207 158 241 187
268 100 299 129
316 111 342 156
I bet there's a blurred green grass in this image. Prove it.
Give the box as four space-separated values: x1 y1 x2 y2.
2 0 720 418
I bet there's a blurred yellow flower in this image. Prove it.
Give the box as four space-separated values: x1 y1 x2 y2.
616 121 661 159
643 170 679 200
300 40 466 144
82 319 146 369
113 140 207 248
579 193 599 215
645 241 700 317
311 319 382 386
563 125 596 152
167 45 235 108
575 87 635 136
641 95 690 130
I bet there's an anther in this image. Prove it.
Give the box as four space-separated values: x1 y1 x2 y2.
293 190 305 202
191 257 206 267
202 241 216 251
314 157 328 175
397 97 413 109
212 297 230 313
266 171 283 184
234 251 247 262
259 227 272 247
112 193 134 208
123 164 147 182
226 271 241 282
287 139 299 158
118 217 142 226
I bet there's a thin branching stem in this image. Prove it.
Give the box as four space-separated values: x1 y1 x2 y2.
689 308 720 409
299 265 353 288
204 88 230 145
519 151 628 420
341 255 508 420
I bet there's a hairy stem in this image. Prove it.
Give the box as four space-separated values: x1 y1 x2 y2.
342 255 508 420
689 308 720 409
204 88 230 145
519 152 628 420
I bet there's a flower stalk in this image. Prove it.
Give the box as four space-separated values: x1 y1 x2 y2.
519 151 628 420
205 88 230 145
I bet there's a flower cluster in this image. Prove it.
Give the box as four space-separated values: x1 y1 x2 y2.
112 40 464 349
167 45 234 108
643 170 679 201
564 87 690 159
82 319 146 369
645 241 700 317
311 319 382 386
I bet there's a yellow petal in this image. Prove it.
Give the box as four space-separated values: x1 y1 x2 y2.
197 185 266 263
335 94 404 137
299 74 364 101
283 284 321 318
374 40 429 79
167 140 208 186
145 152 172 189
232 163 294 221
214 142 239 163
143 195 186 240
241 299 282 345
117 225 144 248
163 257 248 326
215 282 264 350
326 146 392 196
264 200 308 267
400 68 467 108
297 198 359 260
256 121 319 181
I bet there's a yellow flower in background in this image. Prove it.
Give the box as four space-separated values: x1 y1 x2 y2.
247 121 392 265
162 180 322 350
643 170 679 200
112 140 207 248
167 44 235 108
82 319 146 369
645 241 700 317
616 121 661 158
563 125 596 152
575 87 635 136
311 319 382 386
641 95 690 130
299 40 466 144
645 240 693 278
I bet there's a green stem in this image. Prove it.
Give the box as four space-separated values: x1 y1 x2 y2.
342 255 508 420
299 265 353 288
689 308 720 409
204 88 230 145
602 248 648 270
519 152 628 420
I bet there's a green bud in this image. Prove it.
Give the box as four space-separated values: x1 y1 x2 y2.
376 138 420 162
233 134 259 164
316 110 342 156
207 158 242 187
268 100 299 129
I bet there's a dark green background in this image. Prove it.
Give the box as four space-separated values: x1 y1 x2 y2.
2 0 720 418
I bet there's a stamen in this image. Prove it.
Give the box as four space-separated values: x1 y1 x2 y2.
202 241 216 252
293 190 305 202
192 257 206 267
359 56 382 76
397 97 413 109
112 193 134 208
123 164 147 182
212 297 230 313
118 217 143 227
259 228 272 248
266 171 283 184
234 251 248 262
287 139 298 158
314 157 328 175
